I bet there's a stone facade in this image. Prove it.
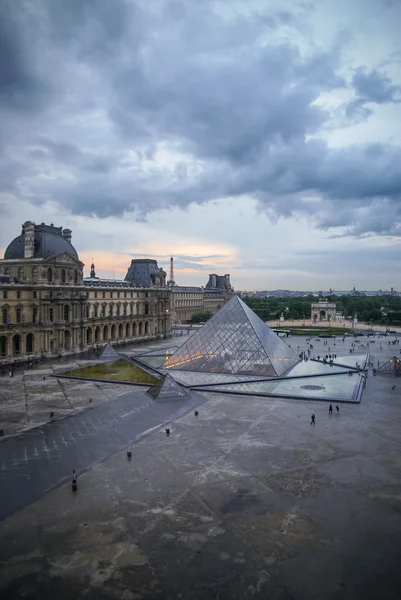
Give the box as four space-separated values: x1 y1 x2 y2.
170 286 204 323
169 273 234 324
311 300 337 323
0 222 170 365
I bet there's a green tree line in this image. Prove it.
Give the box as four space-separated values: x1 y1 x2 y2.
241 295 401 326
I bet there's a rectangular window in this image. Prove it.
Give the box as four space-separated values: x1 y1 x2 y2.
49 308 54 322
94 291 98 299
16 307 21 323
110 291 113 298
2 308 7 324
2 290 7 299
33 291 37 299
117 292 120 298
102 291 105 298
33 307 38 324
124 292 127 298
17 290 21 299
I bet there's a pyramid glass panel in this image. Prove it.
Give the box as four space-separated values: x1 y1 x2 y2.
99 344 120 360
192 373 361 402
164 295 300 377
377 356 401 376
147 374 190 399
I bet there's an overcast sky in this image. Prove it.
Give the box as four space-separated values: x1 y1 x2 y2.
1 0 401 290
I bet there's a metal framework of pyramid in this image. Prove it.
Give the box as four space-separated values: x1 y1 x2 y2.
376 356 401 377
163 295 300 377
100 344 120 360
147 374 190 399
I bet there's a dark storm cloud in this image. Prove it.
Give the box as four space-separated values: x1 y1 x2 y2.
0 0 401 236
351 67 401 103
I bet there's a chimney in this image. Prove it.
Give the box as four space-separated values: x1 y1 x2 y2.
210 274 217 287
62 228 72 243
225 274 231 287
23 221 35 258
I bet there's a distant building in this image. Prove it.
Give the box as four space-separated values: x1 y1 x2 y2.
170 286 204 323
169 271 234 324
311 299 336 323
204 273 233 315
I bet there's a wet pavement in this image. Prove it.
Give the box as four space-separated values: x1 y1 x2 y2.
0 333 401 599
0 389 205 521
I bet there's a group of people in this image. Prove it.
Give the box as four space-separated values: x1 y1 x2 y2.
311 404 339 424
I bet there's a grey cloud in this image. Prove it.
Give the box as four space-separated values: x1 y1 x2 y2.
0 0 401 238
351 67 401 104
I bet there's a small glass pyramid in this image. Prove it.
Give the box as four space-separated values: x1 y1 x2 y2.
100 344 120 360
147 374 190 399
376 356 401 377
164 295 300 376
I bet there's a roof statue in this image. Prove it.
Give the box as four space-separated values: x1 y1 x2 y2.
147 374 190 400
376 356 401 377
99 344 120 360
164 295 300 376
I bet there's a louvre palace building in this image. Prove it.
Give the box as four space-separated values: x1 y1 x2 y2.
0 221 171 365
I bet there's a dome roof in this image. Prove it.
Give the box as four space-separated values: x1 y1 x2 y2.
4 223 79 261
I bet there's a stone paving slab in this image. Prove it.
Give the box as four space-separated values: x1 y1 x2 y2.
0 389 206 522
1 334 401 598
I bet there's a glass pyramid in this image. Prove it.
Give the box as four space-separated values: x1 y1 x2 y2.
147 374 190 400
163 295 300 377
377 356 401 377
100 343 120 360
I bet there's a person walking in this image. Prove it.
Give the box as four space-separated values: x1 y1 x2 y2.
329 404 333 415
311 414 315 425
72 470 78 491
336 405 340 415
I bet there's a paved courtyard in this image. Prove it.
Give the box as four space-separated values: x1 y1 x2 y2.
0 333 401 599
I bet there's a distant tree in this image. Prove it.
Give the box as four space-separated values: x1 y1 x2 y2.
190 311 213 324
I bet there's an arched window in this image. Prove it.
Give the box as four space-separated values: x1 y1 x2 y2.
47 268 53 283
2 307 8 324
74 270 78 284
32 267 37 283
86 304 90 318
0 336 7 357
116 304 120 317
17 267 23 282
12 334 21 355
61 269 66 283
26 333 34 354
64 304 70 321
64 330 72 350
109 303 114 317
